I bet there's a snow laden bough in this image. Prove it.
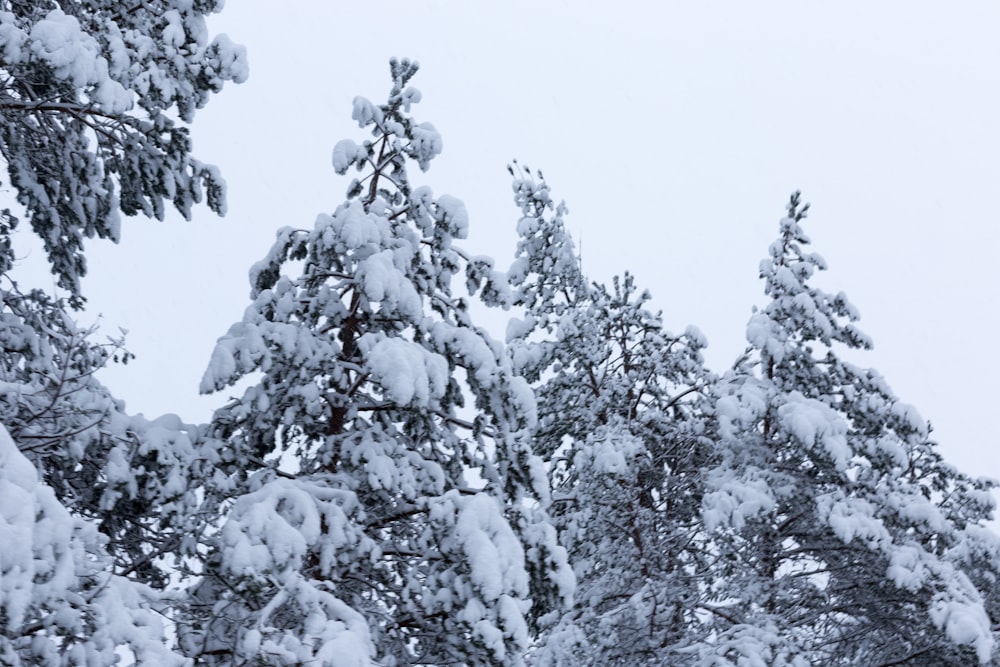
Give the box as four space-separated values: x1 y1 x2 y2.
188 60 572 667
0 2 247 301
0 280 214 595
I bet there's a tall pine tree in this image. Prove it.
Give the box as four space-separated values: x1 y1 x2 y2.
505 168 717 665
701 193 998 665
184 61 571 667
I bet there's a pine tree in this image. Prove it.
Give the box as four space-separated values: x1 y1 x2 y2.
505 169 717 665
184 60 571 667
700 193 998 665
0 0 247 299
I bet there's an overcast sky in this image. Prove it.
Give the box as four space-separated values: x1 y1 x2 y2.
58 2 1000 478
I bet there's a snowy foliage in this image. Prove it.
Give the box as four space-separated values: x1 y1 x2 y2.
0 278 211 591
509 184 1000 666
190 61 571 667
0 421 187 666
0 0 247 298
0 4 243 658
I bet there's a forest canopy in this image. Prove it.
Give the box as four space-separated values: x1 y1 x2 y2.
0 5 997 666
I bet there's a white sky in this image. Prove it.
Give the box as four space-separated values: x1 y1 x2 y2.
58 2 999 478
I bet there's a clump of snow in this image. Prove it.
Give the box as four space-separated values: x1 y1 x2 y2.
575 431 645 476
0 12 27 63
715 383 768 440
332 139 367 175
814 491 888 547
0 422 39 630
746 311 785 363
352 96 382 128
886 488 947 534
702 469 775 531
409 122 443 170
355 250 423 319
929 585 994 662
209 33 249 84
450 492 531 657
886 544 929 591
431 323 499 385
29 10 131 113
890 401 927 437
328 200 383 251
685 324 708 348
508 375 539 431
0 423 185 664
436 194 468 238
695 622 811 667
506 316 536 343
400 85 421 111
777 392 850 469
220 477 371 580
360 335 448 407
200 321 268 393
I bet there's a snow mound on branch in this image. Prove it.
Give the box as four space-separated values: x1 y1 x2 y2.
931 590 994 663
360 335 448 407
332 139 367 174
352 96 382 128
356 250 423 319
456 493 528 603
694 622 811 667
814 492 888 547
409 122 442 170
218 478 376 666
715 383 768 439
29 10 131 113
0 422 40 630
574 430 646 476
200 321 269 392
746 311 785 363
0 12 27 63
432 491 531 661
777 393 850 469
436 194 469 238
702 469 776 531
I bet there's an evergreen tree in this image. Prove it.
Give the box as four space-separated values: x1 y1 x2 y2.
0 215 214 667
506 169 717 665
700 193 998 665
185 61 571 667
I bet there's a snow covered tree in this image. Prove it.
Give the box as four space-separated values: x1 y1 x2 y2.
0 0 247 299
701 193 1000 665
505 169 717 665
185 60 572 667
